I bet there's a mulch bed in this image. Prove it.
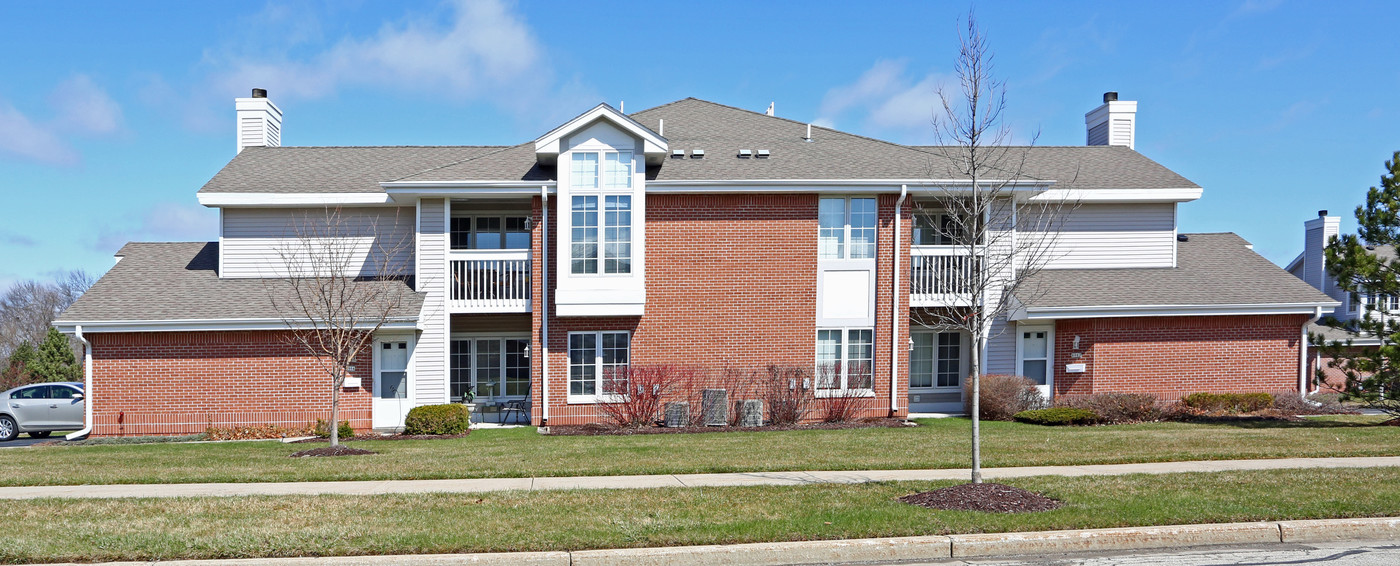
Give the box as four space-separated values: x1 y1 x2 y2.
545 418 914 436
292 433 471 443
289 445 378 458
899 482 1063 513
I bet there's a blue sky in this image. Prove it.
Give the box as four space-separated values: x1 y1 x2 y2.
1 0 1397 289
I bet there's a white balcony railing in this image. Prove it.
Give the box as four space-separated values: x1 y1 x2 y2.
910 246 977 307
447 249 531 312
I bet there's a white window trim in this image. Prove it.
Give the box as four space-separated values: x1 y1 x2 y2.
814 327 877 398
1015 324 1055 397
910 330 968 391
566 330 631 404
568 194 634 277
449 332 532 401
571 150 634 192
818 196 878 261
449 214 531 251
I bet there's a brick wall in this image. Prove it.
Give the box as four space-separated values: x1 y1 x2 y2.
532 193 910 425
1053 315 1307 400
88 331 371 436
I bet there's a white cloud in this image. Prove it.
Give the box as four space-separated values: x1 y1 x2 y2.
817 60 949 140
207 0 547 107
0 231 38 247
0 101 78 165
93 203 218 253
50 75 124 135
0 75 123 166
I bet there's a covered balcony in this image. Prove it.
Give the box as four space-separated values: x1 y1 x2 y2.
447 205 532 313
910 246 977 307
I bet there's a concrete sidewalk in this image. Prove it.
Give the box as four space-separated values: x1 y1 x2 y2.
4 455 1400 500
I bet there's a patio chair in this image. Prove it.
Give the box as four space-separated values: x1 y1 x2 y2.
500 394 531 424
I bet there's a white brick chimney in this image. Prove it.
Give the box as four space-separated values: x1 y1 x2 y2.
235 88 282 153
1085 91 1136 149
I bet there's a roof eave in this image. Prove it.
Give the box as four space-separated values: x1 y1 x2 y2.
1011 301 1341 321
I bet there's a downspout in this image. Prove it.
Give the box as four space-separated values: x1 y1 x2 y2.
891 185 908 416
541 185 550 425
66 325 93 440
1301 305 1322 398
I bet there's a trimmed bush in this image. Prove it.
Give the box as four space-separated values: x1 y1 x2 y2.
1055 393 1161 424
1013 407 1099 426
1179 392 1274 414
965 374 1044 421
313 419 354 439
403 404 472 436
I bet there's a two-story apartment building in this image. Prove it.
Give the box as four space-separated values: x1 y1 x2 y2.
54 91 1336 435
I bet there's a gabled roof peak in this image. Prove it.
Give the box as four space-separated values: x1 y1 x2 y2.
533 102 667 167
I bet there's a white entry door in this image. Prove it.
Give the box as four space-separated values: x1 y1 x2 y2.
372 339 412 429
1018 326 1054 401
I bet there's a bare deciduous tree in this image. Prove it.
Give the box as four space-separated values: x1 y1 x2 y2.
266 207 415 446
1 270 94 364
913 14 1077 483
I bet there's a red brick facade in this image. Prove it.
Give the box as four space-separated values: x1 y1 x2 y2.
1052 315 1308 400
532 194 909 425
88 331 371 436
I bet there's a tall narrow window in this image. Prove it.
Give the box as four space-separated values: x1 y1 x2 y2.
504 339 530 396
936 332 961 387
378 342 408 400
604 195 632 274
819 197 877 259
910 333 934 388
571 196 599 274
818 198 846 259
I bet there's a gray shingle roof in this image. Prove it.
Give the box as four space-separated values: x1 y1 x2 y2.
1018 233 1335 310
200 146 503 194
56 242 423 323
199 98 1199 191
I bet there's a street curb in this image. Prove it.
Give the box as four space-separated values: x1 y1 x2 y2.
947 521 1281 557
23 517 1400 566
570 536 954 565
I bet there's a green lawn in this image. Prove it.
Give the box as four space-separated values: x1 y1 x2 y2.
0 416 1393 487
3 467 1399 563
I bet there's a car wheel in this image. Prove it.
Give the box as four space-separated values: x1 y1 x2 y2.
0 415 16 442
29 431 51 439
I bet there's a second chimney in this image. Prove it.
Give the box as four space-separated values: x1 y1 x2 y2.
1085 91 1137 149
235 88 282 153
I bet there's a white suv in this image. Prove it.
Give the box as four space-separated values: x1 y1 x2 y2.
0 382 85 441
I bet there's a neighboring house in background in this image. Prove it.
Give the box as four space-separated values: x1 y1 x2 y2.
1286 211 1394 390
53 91 1337 436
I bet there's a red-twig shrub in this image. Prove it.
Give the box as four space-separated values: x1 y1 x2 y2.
819 391 871 422
596 365 692 428
764 365 813 425
1055 393 1161 424
965 374 1044 421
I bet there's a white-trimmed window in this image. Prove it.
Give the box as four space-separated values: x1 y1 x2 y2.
572 151 632 190
571 196 632 274
819 197 877 259
450 338 530 401
451 216 529 250
910 331 962 388
816 328 874 392
569 331 630 399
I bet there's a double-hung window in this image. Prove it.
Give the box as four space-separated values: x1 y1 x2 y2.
571 151 633 275
568 331 630 399
819 197 877 259
816 328 874 392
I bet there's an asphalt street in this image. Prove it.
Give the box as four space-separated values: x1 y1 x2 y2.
0 434 73 448
910 541 1400 565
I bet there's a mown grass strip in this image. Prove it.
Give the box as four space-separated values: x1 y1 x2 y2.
3 467 1399 564
0 416 1391 487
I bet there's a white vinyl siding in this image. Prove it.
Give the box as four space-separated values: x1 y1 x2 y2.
1030 203 1176 269
220 207 415 278
414 199 448 406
